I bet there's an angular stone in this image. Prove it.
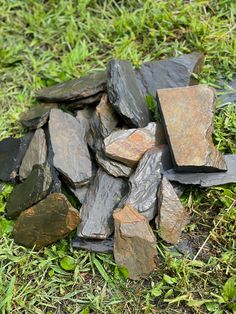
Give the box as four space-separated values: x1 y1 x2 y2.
36 71 107 102
76 107 94 139
157 85 227 172
69 183 89 205
0 133 33 182
66 92 103 110
13 193 80 249
113 204 157 280
136 52 204 98
19 128 47 179
104 122 165 168
125 146 172 221
218 76 236 107
77 168 128 239
20 103 58 129
107 60 150 128
164 154 236 187
73 236 114 253
156 177 190 244
6 163 52 219
49 109 92 188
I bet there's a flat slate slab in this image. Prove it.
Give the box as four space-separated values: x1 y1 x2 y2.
157 85 227 172
107 60 150 128
49 109 92 188
66 92 103 110
164 154 236 187
218 76 236 106
73 236 114 253
36 71 107 103
13 193 80 249
77 168 128 239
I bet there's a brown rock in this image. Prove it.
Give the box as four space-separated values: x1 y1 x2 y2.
157 85 227 172
156 177 190 244
13 193 80 249
113 204 157 280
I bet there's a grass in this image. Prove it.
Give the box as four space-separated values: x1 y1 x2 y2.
0 0 236 313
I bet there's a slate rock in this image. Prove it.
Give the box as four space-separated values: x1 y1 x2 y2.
157 85 227 172
19 128 47 179
73 236 114 253
36 71 107 103
76 107 94 139
104 122 164 168
77 168 128 239
218 75 236 106
66 92 103 110
107 60 150 128
0 133 33 182
69 183 90 205
113 204 157 280
13 193 80 249
125 145 172 221
6 163 52 219
164 154 236 187
156 177 190 244
49 109 92 188
20 103 58 129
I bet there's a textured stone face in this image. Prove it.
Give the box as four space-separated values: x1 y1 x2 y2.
6 163 52 219
218 76 236 106
49 109 92 187
107 60 150 128
157 85 227 172
77 168 128 239
69 183 90 205
66 92 103 110
19 128 47 179
113 204 157 280
13 193 80 249
156 177 190 244
36 71 107 102
73 236 114 253
104 122 162 168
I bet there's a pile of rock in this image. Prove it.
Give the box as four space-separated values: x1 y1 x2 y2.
1 52 236 280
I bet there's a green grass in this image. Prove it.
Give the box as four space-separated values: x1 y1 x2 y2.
0 0 236 313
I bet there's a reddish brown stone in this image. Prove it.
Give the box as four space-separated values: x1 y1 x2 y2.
157 85 227 172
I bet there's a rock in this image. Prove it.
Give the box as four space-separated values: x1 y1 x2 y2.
13 193 80 249
49 109 92 188
156 177 190 244
69 183 89 205
171 182 186 197
157 85 227 172
36 71 107 103
0 133 33 182
218 76 236 107
113 204 157 280
77 168 128 239
6 163 52 219
20 103 58 129
73 236 114 253
107 60 150 128
125 146 172 220
104 122 164 168
136 52 204 98
19 128 47 179
66 92 103 110
164 154 236 187
76 107 94 139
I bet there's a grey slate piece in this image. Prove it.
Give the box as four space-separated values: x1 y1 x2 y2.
72 236 114 253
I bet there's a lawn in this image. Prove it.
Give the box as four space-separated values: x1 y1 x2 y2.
0 0 236 313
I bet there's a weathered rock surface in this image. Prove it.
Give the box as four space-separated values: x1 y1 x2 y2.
218 76 236 106
157 85 227 172
20 103 58 129
69 183 90 205
66 92 103 110
164 154 236 187
73 236 114 253
156 177 190 244
107 60 150 128
36 71 107 102
77 168 128 239
49 109 92 187
125 146 172 220
13 193 80 249
0 133 33 182
6 163 52 219
19 128 47 179
113 204 157 280
76 107 94 139
104 122 164 168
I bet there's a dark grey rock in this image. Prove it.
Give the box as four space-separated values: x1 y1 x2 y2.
69 183 90 205
171 182 186 197
76 107 94 139
77 168 128 239
6 163 52 219
66 92 103 110
164 154 236 187
107 60 151 128
218 76 236 106
72 236 114 253
36 71 107 103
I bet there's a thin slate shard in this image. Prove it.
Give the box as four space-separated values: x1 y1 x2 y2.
69 183 90 205
218 75 236 106
157 85 227 172
73 236 114 253
65 92 103 110
107 60 151 128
